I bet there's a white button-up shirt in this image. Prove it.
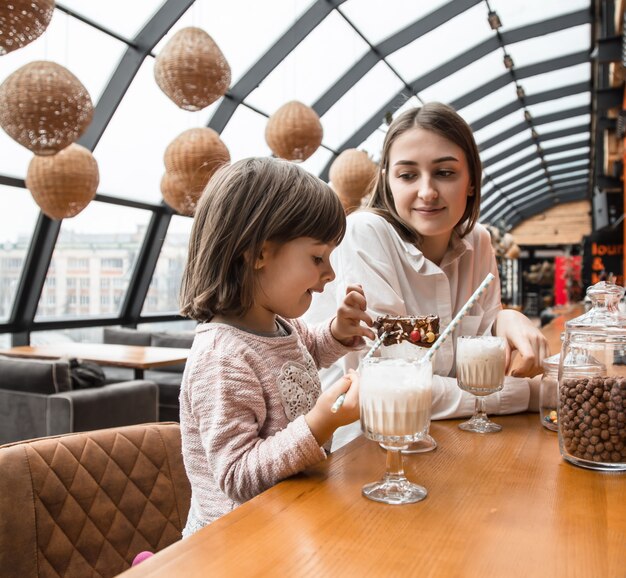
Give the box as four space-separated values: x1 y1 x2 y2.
305 211 529 444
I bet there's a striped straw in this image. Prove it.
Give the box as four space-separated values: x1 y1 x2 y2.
423 273 496 364
330 331 388 413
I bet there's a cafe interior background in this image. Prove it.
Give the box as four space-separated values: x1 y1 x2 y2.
1 0 626 575
1 0 623 405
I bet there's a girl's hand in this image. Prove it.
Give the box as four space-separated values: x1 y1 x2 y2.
493 309 550 377
305 370 360 446
331 284 375 347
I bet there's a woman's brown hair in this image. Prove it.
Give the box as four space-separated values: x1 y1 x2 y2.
180 157 346 322
368 102 482 245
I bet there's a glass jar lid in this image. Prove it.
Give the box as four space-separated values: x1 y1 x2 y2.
542 353 560 373
543 351 605 377
565 281 626 343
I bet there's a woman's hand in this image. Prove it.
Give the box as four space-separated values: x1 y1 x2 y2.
331 284 376 347
493 309 550 377
305 370 360 445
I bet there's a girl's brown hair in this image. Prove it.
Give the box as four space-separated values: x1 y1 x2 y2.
180 157 346 322
368 102 482 245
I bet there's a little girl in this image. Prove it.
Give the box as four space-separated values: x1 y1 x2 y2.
178 156 375 535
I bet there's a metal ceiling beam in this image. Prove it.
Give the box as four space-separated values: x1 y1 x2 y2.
515 188 588 219
478 105 590 152
482 173 589 221
481 118 590 170
483 122 591 169
489 139 589 188
207 0 347 134
488 153 590 202
312 0 482 116
320 10 591 180
470 82 590 132
451 50 589 110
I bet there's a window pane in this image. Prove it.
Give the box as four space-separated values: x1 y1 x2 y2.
486 145 536 174
321 61 404 148
94 58 220 203
58 0 164 39
420 51 505 105
387 3 491 83
507 25 590 69
142 215 192 315
220 105 271 161
481 131 531 161
491 0 589 30
341 0 451 45
35 201 152 321
0 186 40 322
246 11 369 110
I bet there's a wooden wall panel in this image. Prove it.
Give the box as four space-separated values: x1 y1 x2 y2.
507 200 591 246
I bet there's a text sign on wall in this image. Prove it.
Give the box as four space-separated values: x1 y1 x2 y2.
582 226 624 288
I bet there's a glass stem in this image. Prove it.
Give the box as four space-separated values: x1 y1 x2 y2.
474 396 488 421
383 448 407 482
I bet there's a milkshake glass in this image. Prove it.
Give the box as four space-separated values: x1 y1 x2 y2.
456 335 506 433
360 357 432 504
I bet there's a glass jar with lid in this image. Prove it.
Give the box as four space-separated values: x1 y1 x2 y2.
558 281 626 471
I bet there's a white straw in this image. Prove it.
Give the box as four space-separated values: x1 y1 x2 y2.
423 273 496 364
330 331 388 413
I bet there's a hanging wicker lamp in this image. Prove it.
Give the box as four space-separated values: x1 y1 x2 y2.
0 0 55 55
0 60 93 155
265 101 323 161
160 172 202 217
164 127 230 194
329 149 377 213
154 27 231 111
25 143 99 220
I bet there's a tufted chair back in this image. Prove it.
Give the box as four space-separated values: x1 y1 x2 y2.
0 422 191 578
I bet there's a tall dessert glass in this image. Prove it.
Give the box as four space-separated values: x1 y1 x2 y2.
379 343 436 453
360 357 432 504
456 335 506 433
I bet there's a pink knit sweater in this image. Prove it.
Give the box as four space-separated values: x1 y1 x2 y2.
180 317 356 535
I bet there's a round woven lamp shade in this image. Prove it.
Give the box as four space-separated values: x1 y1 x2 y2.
329 149 377 213
25 143 99 220
160 172 202 217
0 60 93 155
154 27 231 111
265 101 323 161
0 0 55 55
164 127 230 194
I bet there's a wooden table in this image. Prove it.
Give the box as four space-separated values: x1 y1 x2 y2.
121 413 626 578
540 302 585 355
0 343 189 379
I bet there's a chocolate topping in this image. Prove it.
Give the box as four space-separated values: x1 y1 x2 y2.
374 315 440 348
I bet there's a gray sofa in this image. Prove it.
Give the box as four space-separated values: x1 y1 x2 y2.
0 355 158 444
103 327 194 421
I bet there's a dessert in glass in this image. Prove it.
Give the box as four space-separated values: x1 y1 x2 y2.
374 315 439 453
455 335 506 433
360 356 432 504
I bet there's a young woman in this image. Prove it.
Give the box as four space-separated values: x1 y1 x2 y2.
307 102 549 448
178 157 374 534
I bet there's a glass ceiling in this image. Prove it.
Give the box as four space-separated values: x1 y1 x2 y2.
0 0 594 334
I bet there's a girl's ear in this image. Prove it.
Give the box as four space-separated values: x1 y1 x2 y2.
467 186 475 197
252 241 273 270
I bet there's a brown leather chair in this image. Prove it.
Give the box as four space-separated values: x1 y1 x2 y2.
0 422 191 578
